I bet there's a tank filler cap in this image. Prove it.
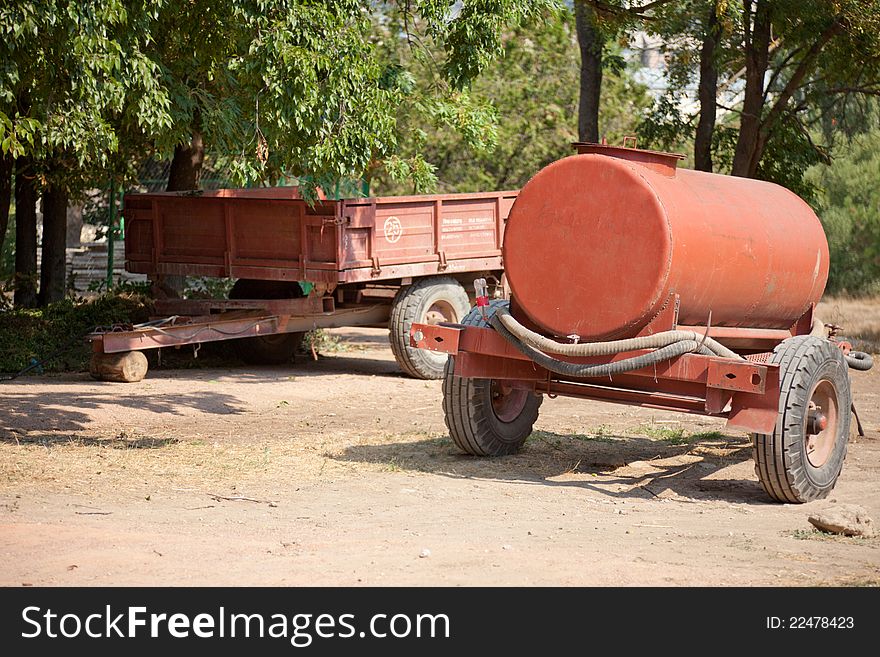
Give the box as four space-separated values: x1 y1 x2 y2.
572 141 685 177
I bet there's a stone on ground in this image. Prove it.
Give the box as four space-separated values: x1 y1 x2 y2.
808 504 875 538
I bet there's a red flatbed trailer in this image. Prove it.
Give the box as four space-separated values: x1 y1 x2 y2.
88 187 517 382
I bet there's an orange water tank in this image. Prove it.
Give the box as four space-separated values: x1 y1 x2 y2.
502 144 830 340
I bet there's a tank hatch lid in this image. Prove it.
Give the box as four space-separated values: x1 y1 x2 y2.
572 142 685 176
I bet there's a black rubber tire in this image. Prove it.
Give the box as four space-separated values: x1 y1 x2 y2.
389 276 471 379
752 335 852 503
228 279 305 365
442 300 543 456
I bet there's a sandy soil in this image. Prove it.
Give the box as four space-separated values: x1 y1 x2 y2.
1 328 878 586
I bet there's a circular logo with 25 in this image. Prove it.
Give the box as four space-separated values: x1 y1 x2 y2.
383 216 403 244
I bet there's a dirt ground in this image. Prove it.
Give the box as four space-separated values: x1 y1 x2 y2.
1 327 879 587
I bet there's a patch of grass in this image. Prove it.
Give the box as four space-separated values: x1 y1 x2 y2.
631 423 687 443
2 430 178 450
107 431 179 450
572 426 619 441
384 457 403 472
627 424 731 446
591 424 616 439
688 430 726 441
788 529 820 541
424 435 452 448
785 528 877 543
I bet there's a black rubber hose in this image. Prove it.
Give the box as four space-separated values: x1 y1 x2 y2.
845 351 874 371
489 313 715 378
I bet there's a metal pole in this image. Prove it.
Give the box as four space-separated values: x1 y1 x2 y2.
119 194 125 240
106 180 116 290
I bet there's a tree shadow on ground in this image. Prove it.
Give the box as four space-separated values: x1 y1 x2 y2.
334 428 772 505
0 390 246 445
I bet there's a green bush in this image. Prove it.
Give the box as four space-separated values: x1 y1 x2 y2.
806 127 880 295
183 276 236 299
0 293 152 374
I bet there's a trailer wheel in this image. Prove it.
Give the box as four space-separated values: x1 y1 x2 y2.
442 301 542 456
228 279 305 365
389 276 471 379
752 335 852 503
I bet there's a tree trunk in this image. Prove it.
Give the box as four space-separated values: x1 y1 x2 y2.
751 21 842 176
575 2 604 143
13 158 38 308
694 3 720 172
38 183 68 305
164 127 204 295
732 0 771 177
0 153 12 253
166 128 205 191
66 203 83 248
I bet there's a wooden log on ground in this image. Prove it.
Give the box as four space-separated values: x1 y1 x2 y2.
89 351 149 383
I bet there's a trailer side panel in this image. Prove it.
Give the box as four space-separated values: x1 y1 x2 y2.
124 188 516 286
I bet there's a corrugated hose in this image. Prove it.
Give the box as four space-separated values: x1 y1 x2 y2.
489 306 874 375
486 308 737 379
845 351 874 371
491 305 743 360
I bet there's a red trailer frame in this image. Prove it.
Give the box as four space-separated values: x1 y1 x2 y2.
410 294 813 436
88 188 518 382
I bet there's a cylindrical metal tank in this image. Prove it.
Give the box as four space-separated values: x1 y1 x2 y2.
503 144 829 340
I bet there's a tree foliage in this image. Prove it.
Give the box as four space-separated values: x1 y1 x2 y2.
373 7 651 194
2 1 878 299
0 1 169 180
0 0 557 304
806 114 880 295
0 0 560 194
593 1 879 200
